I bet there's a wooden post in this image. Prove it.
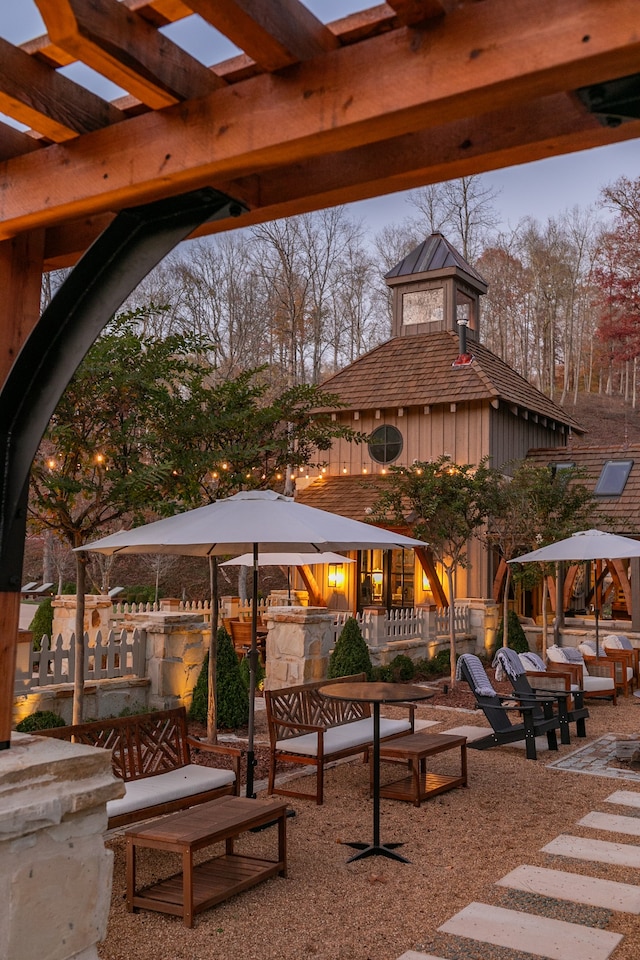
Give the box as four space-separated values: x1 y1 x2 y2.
0 230 44 748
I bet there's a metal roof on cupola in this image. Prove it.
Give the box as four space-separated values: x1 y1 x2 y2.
384 232 488 294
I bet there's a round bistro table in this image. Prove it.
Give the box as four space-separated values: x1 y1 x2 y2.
319 681 435 863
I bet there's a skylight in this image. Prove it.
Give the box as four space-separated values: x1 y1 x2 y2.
594 459 633 497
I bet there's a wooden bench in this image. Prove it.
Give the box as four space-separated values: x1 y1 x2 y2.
39 707 242 829
265 673 415 804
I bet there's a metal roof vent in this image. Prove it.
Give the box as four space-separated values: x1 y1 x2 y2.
452 318 474 367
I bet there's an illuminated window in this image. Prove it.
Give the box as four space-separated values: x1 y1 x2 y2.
368 425 403 464
594 460 633 497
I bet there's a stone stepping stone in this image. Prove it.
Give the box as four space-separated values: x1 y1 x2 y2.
606 790 640 809
414 719 441 731
438 901 622 960
396 954 447 960
579 811 640 837
497 864 640 913
543 834 640 868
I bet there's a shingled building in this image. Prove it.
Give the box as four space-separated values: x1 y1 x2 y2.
297 234 582 613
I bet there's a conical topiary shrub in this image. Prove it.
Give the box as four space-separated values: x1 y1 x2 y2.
328 616 373 680
494 609 530 655
190 627 249 729
28 597 54 651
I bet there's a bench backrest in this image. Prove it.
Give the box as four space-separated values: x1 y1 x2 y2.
38 707 191 782
265 673 369 743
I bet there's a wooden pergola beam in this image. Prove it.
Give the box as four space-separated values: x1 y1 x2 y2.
3 1 639 241
0 36 124 142
34 0 225 109
41 90 640 268
188 0 339 71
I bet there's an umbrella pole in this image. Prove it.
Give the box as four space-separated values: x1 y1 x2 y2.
245 542 259 798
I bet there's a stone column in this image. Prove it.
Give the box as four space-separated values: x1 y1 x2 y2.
458 598 500 654
52 594 114 646
127 611 207 712
264 606 335 689
0 734 123 960
361 607 387 646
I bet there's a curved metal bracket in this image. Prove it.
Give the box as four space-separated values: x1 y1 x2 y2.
0 188 246 591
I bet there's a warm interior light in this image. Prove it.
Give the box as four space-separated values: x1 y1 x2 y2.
327 563 345 589
422 571 430 591
372 570 383 585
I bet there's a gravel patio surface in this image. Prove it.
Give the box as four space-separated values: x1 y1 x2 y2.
99 680 640 960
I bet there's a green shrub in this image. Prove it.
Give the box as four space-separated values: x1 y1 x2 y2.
238 654 265 693
493 610 529 655
412 649 450 679
328 617 373 681
16 710 65 732
190 628 249 729
389 654 415 682
28 597 54 651
372 664 392 682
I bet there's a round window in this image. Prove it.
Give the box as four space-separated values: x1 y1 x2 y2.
368 425 403 464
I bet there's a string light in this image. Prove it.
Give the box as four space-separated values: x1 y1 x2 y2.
342 463 348 474
46 458 56 470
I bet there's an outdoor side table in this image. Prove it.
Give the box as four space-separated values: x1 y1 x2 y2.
377 731 467 806
319 681 435 863
126 796 288 927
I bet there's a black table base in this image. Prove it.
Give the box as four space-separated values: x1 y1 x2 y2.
342 840 409 864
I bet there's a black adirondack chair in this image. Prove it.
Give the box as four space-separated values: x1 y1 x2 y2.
456 654 560 760
493 647 588 745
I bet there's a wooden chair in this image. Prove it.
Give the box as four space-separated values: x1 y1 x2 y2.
546 644 617 705
603 634 640 686
578 640 635 698
493 647 588 744
456 653 560 760
228 619 252 658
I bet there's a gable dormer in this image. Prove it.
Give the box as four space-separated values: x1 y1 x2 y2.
385 233 487 342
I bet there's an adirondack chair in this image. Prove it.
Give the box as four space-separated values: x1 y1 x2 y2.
493 647 588 744
456 653 560 761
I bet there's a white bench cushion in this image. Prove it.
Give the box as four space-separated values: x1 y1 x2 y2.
582 676 616 693
106 764 236 818
275 716 411 758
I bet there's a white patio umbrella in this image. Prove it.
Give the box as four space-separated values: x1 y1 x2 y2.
220 551 355 602
509 529 640 655
80 490 426 796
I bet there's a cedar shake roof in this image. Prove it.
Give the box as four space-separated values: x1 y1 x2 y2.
319 330 583 431
526 444 640 532
385 233 488 290
295 475 391 522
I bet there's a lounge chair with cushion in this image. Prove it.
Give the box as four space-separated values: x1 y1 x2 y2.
603 634 640 686
578 639 635 697
546 644 617 705
493 646 588 744
456 653 560 760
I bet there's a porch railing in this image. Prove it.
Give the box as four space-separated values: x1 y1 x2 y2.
331 605 470 647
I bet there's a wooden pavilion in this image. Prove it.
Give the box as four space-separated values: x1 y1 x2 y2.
1 0 640 751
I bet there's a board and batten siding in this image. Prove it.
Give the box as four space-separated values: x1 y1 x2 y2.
489 404 568 474
326 402 491 474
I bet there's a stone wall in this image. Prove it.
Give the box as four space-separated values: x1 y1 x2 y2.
0 733 122 960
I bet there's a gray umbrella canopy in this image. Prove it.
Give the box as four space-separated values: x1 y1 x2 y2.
510 529 640 657
80 490 426 796
220 551 356 568
81 490 425 555
509 529 640 564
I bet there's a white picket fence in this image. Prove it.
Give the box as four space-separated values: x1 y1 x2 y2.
332 605 470 647
112 599 212 617
16 628 146 690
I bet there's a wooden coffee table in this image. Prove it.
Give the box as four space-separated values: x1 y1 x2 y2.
126 796 288 927
377 731 467 806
